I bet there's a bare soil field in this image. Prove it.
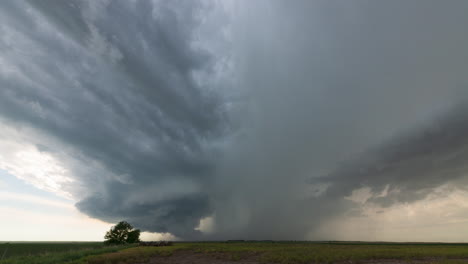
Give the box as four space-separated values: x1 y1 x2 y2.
143 250 260 264
137 247 468 264
4 242 468 264
142 250 468 264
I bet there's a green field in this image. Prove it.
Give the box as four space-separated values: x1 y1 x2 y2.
0 242 105 259
3 242 468 264
0 242 132 264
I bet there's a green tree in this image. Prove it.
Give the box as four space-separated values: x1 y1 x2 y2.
104 221 141 245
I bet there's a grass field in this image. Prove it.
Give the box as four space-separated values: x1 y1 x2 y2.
0 242 106 259
3 242 468 264
0 242 133 264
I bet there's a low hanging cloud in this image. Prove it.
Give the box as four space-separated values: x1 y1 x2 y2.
206 0 468 240
2 0 468 240
321 103 468 207
0 0 228 238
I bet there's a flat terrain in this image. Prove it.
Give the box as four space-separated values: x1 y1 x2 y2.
0 242 131 264
0 242 104 259
4 242 468 264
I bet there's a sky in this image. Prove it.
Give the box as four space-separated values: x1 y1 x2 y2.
2 0 468 242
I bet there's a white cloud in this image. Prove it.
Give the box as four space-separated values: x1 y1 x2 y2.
0 126 74 199
195 216 214 234
0 191 73 210
140 232 178 242
313 188 468 242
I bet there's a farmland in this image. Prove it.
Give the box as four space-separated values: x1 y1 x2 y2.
3 242 468 264
0 242 105 259
0 242 132 264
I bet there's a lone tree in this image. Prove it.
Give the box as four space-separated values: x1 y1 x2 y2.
104 221 141 245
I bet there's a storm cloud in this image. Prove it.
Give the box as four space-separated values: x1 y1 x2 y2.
0 0 228 238
2 0 468 240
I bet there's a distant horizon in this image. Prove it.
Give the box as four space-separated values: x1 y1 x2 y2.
4 240 468 244
2 0 468 242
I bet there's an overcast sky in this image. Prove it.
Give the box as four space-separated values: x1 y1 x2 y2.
2 0 468 241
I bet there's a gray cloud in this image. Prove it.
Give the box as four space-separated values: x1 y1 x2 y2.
0 0 228 238
1 0 468 240
322 103 468 206
207 0 468 240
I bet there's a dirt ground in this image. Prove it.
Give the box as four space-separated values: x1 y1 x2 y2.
144 251 260 264
143 251 259 264
140 251 468 264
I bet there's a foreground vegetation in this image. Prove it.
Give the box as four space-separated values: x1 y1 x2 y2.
0 242 105 259
4 241 468 264
0 242 133 264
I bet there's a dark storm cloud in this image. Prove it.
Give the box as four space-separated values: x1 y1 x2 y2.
2 0 468 240
206 0 468 239
0 0 227 238
321 103 468 207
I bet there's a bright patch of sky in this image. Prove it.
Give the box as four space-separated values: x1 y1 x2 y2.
0 169 108 241
312 186 468 242
0 169 176 241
